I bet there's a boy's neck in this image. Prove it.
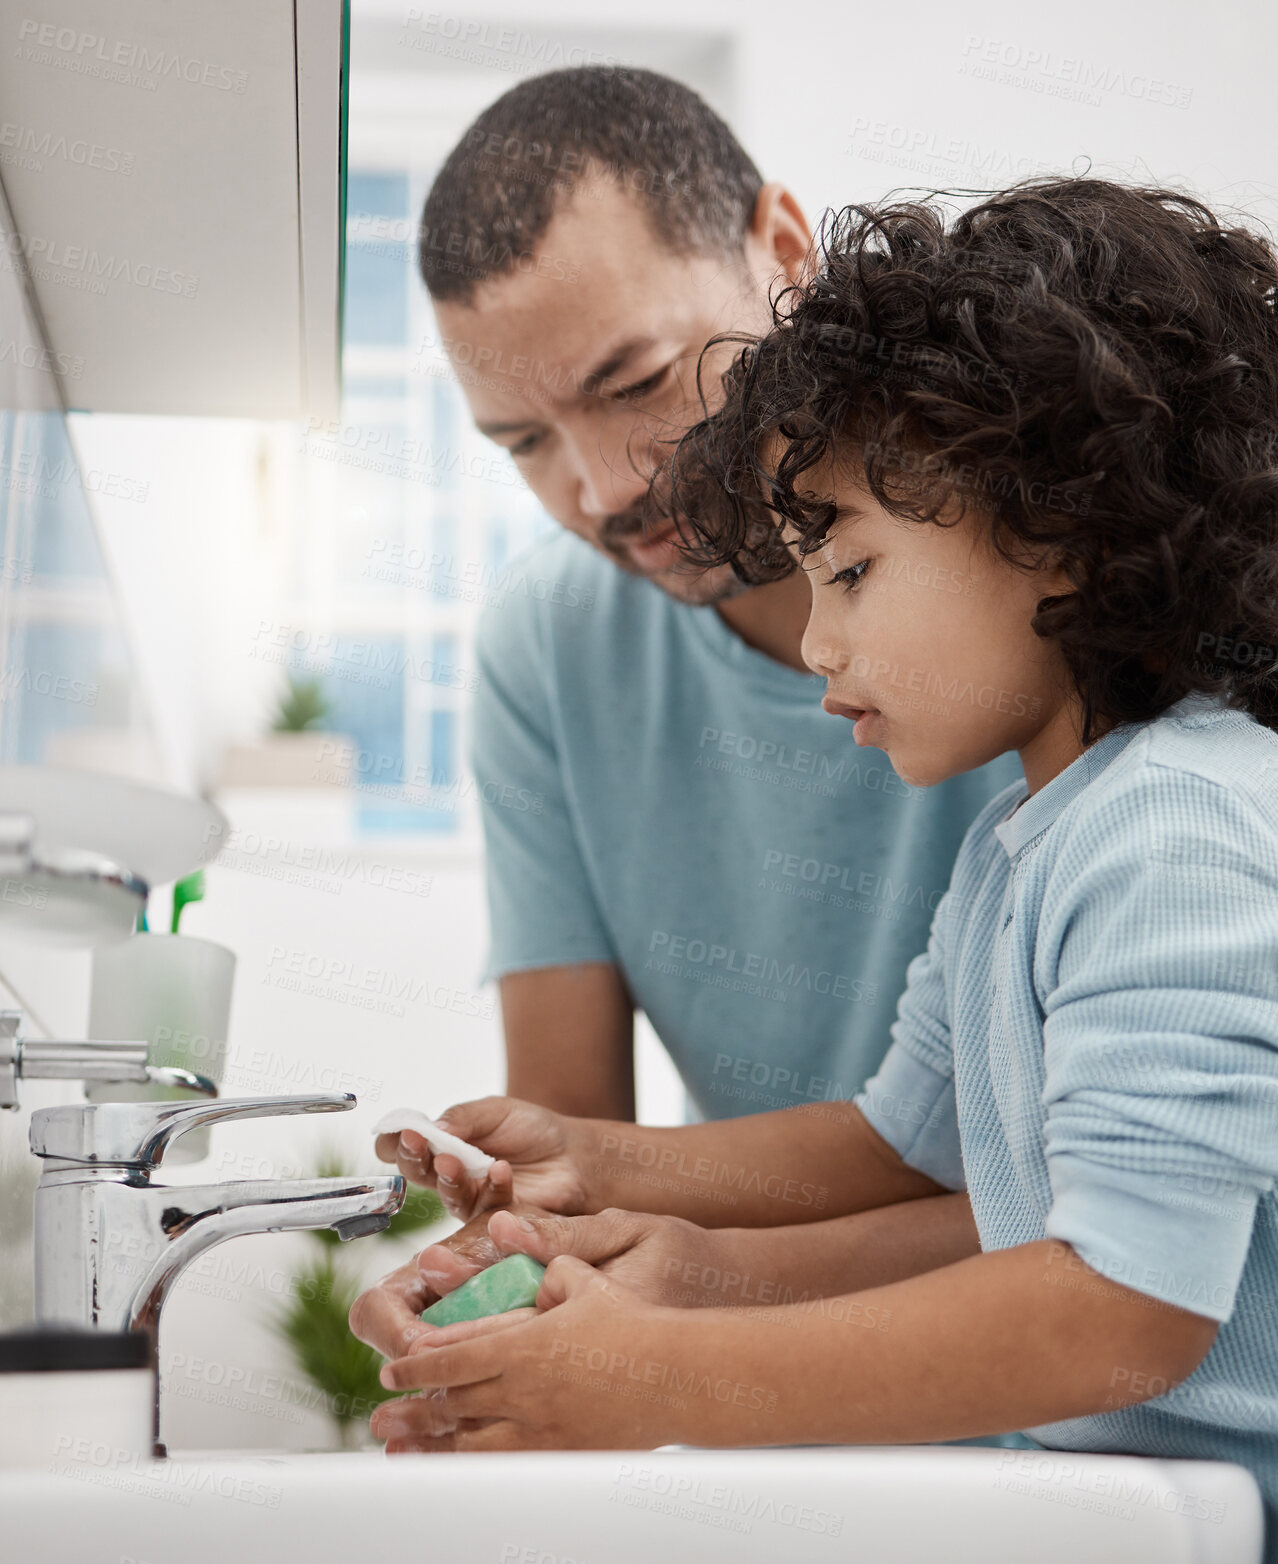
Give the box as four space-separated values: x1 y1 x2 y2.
714 570 812 673
1019 698 1113 796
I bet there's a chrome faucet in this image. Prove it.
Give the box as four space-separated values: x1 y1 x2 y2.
27 1093 405 1335
3 1015 406 1447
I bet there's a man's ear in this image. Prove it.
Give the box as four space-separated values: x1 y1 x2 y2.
745 182 814 286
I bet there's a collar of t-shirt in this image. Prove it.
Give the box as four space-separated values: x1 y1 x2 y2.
993 691 1228 860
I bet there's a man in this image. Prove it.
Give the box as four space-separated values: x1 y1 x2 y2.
383 65 1021 1163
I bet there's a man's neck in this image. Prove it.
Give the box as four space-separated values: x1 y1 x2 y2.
714 570 812 672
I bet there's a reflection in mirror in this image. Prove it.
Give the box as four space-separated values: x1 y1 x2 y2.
0 171 160 780
0 171 164 1330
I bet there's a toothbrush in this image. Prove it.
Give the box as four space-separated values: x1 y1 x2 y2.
171 869 205 933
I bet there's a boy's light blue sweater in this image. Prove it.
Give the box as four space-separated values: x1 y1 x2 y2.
856 692 1278 1554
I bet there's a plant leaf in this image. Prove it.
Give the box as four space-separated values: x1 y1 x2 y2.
264 1251 392 1429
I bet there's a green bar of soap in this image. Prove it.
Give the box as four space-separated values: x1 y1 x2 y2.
420 1253 547 1326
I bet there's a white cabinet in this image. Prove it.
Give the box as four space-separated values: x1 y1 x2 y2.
0 0 345 418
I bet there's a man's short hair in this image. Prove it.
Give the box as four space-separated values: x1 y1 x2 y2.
419 65 764 302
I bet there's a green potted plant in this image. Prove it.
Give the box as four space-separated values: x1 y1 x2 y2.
273 673 331 734
220 670 354 788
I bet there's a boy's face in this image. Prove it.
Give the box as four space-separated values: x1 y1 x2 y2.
433 179 792 606
796 467 1075 787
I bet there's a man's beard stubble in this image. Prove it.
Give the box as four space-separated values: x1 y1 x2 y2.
597 496 749 607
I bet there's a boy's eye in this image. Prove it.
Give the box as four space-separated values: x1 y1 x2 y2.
508 432 542 459
831 559 871 593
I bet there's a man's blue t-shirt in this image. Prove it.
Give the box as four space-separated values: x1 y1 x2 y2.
471 532 1023 1118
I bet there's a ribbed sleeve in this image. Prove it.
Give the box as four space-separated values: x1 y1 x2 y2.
1037 766 1278 1321
855 896 967 1190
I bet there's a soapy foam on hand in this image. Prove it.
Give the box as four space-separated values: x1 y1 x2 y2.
371 1107 496 1180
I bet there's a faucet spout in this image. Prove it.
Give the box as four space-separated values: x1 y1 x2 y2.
33 1169 406 1334
126 1174 407 1330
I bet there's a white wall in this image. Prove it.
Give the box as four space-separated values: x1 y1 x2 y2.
718 0 1272 231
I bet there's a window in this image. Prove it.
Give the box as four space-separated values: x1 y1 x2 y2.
280 158 551 841
274 29 733 845
0 410 157 775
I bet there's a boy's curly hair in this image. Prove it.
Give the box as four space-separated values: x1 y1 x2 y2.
666 177 1278 740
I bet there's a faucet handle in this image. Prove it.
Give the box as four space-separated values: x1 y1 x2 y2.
29 1092 357 1168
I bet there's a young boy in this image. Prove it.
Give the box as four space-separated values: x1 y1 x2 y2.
363 178 1278 1552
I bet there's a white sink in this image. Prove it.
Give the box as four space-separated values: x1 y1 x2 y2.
1 1445 1262 1562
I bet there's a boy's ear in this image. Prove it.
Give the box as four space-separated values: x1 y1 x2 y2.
745 182 815 286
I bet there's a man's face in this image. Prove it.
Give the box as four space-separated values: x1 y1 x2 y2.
433 179 780 605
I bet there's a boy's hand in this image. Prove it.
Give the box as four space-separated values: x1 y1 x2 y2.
482 1207 724 1309
373 1096 590 1221
370 1261 686 1452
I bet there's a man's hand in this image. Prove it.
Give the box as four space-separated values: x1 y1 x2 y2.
373 1096 590 1221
